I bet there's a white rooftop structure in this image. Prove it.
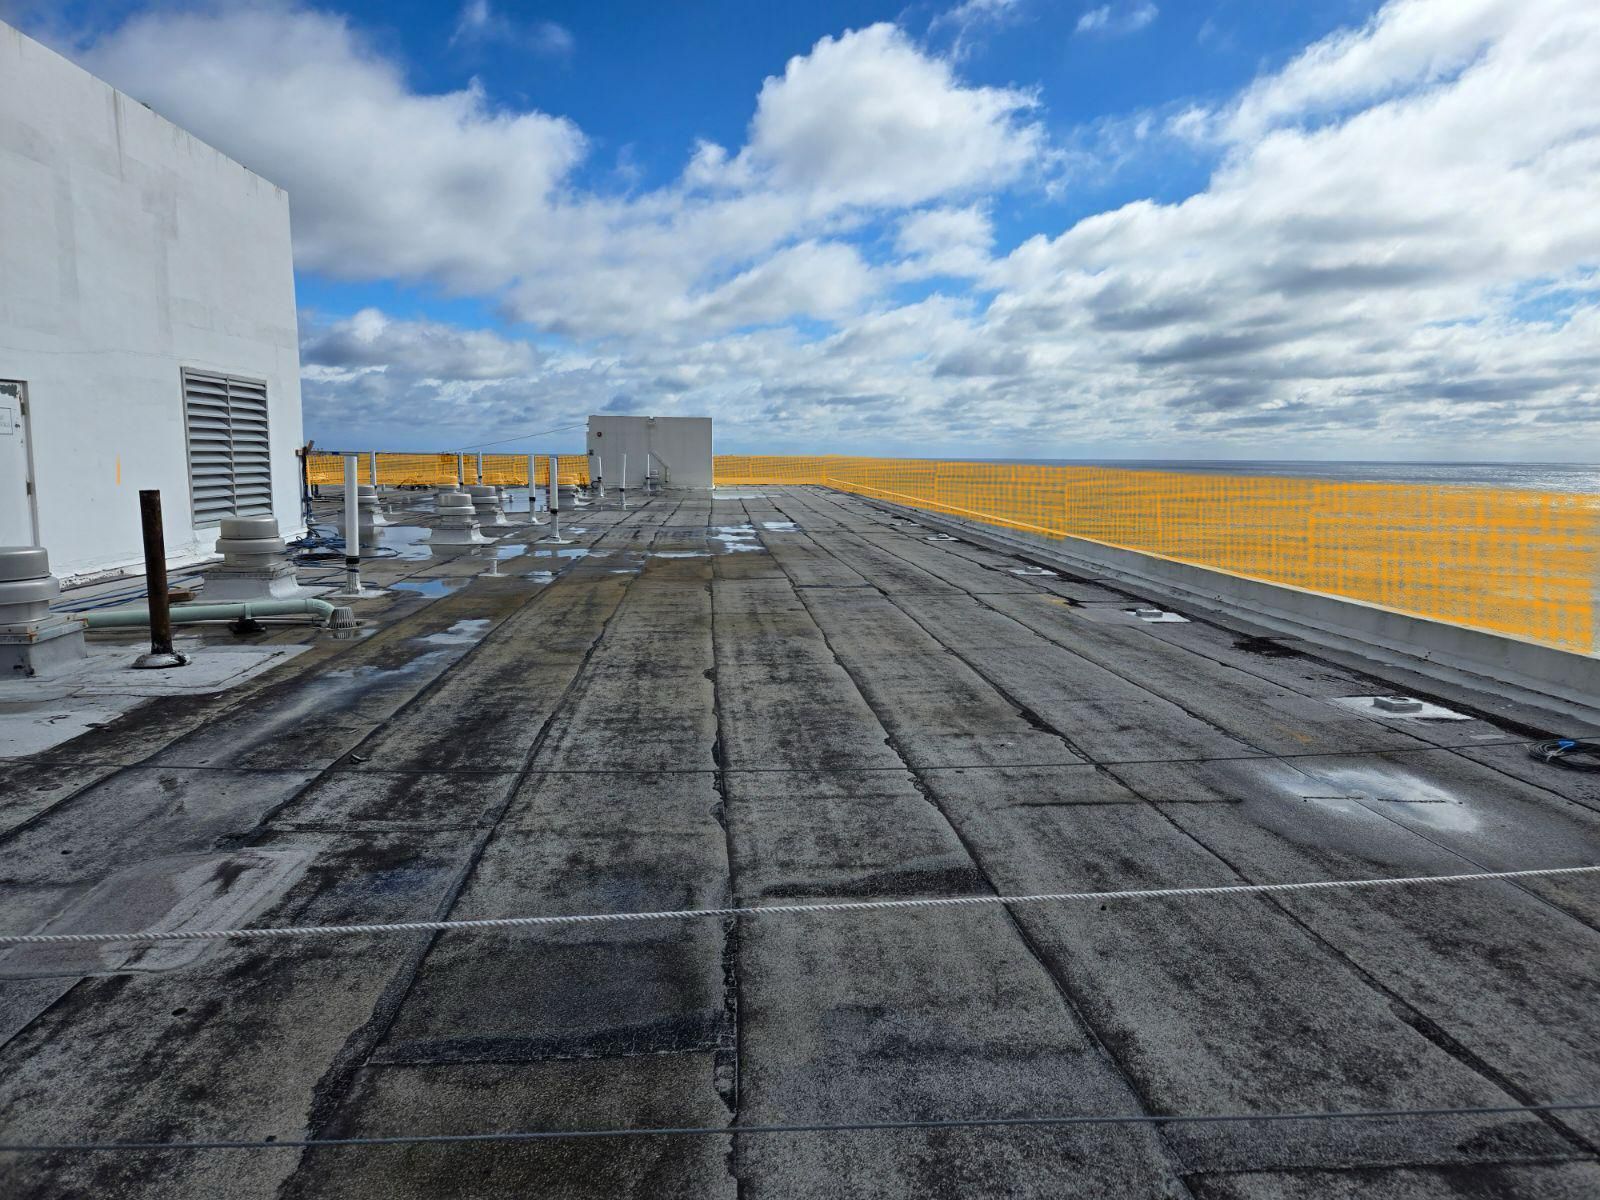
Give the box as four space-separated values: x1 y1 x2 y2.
0 21 305 582
586 415 712 490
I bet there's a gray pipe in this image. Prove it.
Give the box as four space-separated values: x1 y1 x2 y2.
86 598 340 629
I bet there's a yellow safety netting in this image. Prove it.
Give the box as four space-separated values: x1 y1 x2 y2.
709 455 847 486
303 452 590 488
532 455 592 487
301 450 1595 651
712 456 1598 654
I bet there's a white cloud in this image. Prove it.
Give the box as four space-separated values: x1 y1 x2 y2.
300 309 539 380
725 24 1043 210
1076 6 1110 33
692 241 878 327
73 0 1600 457
85 10 1041 340
449 0 493 44
1209 0 1516 143
450 1 573 56
1076 3 1157 37
929 0 1026 60
894 206 995 277
85 6 584 292
530 21 576 57
975 0 1600 446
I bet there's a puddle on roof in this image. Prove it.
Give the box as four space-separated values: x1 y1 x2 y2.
321 650 455 685
379 526 433 560
762 521 798 532
192 647 459 761
652 550 711 558
711 525 766 553
1293 764 1480 833
524 570 557 585
530 547 592 559
416 619 493 646
461 543 529 560
0 849 312 978
392 579 469 599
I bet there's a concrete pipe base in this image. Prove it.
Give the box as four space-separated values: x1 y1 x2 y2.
428 526 492 546
0 546 87 677
204 572 319 602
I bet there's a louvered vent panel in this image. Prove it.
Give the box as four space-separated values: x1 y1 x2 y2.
182 370 273 523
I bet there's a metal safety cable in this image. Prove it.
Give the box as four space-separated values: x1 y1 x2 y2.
3 863 1596 949
6 1100 1600 1154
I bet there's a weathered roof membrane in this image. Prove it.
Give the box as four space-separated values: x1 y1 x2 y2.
3 485 1600 1198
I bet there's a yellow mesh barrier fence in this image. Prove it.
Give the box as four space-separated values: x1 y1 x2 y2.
304 452 344 487
373 453 460 485
303 451 592 488
480 454 525 485
712 455 1598 654
301 450 1595 651
531 455 592 487
710 455 846 485
304 451 458 486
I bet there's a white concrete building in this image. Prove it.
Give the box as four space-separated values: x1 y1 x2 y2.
586 416 713 490
0 22 304 582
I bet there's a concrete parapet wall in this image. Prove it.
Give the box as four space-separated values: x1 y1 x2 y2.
855 492 1600 726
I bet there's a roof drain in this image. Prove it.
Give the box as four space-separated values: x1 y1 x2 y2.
1131 607 1189 623
1372 696 1424 713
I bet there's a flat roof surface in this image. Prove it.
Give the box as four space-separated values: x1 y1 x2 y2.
4 486 1600 1198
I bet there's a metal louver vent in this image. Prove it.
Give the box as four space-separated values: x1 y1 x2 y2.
182 370 272 524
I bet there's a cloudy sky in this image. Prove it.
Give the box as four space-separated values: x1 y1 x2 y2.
11 0 1600 459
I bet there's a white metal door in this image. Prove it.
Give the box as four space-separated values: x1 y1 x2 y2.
0 381 39 546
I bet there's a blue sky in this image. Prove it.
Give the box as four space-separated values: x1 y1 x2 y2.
10 0 1600 459
291 1 1387 331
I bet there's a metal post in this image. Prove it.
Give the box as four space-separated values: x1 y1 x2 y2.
645 451 653 496
337 454 365 598
595 454 605 499
456 453 465 487
539 454 573 544
526 454 547 524
132 489 185 668
621 452 628 510
476 451 485 485
369 451 378 487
